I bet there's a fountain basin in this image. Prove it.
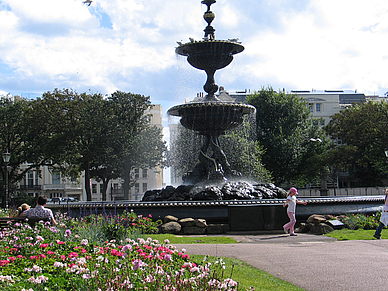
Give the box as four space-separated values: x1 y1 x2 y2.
176 40 244 71
168 102 255 134
52 196 384 231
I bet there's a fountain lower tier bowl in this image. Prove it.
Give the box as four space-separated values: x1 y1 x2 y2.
176 40 244 71
168 102 255 134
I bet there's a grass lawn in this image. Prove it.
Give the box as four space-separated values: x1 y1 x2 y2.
145 233 238 244
325 228 383 241
143 234 305 290
191 255 305 291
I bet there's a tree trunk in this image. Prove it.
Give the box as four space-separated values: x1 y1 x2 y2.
84 164 92 201
102 178 109 201
123 166 130 200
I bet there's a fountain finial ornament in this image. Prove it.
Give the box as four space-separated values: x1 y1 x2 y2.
202 0 216 39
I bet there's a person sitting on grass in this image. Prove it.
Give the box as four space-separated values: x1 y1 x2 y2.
373 188 388 239
21 195 57 225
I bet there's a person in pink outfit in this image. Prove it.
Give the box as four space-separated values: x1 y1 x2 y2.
283 187 307 236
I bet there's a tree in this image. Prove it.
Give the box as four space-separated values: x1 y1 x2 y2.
31 89 110 201
0 98 57 207
168 119 271 183
0 98 30 207
108 91 166 200
246 87 328 185
324 100 388 186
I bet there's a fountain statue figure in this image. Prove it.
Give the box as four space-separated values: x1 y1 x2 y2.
168 0 256 185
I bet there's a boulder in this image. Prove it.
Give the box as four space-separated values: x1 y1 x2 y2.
160 221 181 234
191 186 224 200
309 223 334 235
307 214 327 224
299 222 311 233
178 218 196 227
222 181 256 200
194 218 207 228
164 215 179 223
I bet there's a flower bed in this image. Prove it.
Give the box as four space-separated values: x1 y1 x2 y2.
336 212 381 230
0 213 238 291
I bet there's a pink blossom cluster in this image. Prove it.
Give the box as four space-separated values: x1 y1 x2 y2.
0 214 239 290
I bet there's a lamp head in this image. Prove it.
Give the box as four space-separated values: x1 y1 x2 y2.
2 151 10 163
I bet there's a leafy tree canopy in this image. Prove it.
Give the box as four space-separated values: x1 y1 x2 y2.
246 86 328 186
325 101 388 186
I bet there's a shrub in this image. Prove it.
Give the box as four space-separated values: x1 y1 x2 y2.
337 212 381 230
0 215 238 290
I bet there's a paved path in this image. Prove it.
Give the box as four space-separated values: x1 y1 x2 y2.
175 233 388 291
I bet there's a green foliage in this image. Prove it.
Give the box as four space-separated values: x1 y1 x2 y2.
325 100 388 186
0 214 240 291
326 229 384 241
0 89 167 203
168 119 271 183
145 234 238 244
191 255 305 291
337 212 381 230
246 86 329 185
220 120 272 182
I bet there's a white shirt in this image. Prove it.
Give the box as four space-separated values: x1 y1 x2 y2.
286 195 297 213
23 205 54 220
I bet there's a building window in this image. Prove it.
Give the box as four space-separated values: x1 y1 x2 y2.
309 104 313 113
52 172 60 184
143 183 147 192
142 169 147 179
99 184 104 194
92 184 97 194
135 183 140 193
28 171 34 187
316 103 321 112
134 169 139 179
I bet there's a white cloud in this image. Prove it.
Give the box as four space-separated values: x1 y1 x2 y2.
0 0 388 104
241 0 388 94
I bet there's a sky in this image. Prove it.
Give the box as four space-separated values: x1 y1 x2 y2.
1 0 388 183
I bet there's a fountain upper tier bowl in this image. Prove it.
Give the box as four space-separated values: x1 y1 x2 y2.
176 40 244 71
168 102 255 135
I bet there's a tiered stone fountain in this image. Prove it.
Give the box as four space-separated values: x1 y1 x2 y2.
57 0 384 232
143 0 286 202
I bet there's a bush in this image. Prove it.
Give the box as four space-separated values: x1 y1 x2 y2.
337 212 381 230
0 214 238 290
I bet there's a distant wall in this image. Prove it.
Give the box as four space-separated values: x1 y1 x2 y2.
299 187 386 197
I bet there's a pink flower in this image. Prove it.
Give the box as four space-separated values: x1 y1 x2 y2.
111 249 123 257
0 260 10 266
68 252 78 258
39 243 49 248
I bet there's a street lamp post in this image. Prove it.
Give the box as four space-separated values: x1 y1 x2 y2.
2 150 10 209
